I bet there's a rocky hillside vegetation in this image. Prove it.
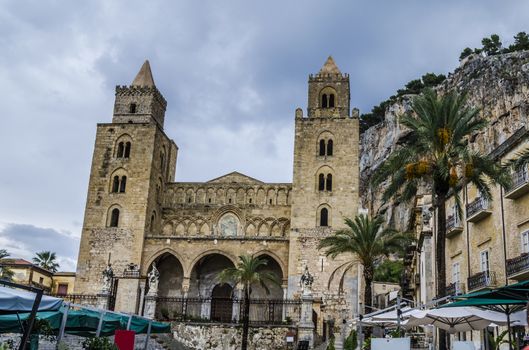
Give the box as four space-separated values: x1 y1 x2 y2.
360 50 529 228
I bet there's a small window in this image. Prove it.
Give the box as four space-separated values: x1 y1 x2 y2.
150 214 155 231
326 174 332 191
124 142 131 158
320 208 329 227
110 208 120 227
269 198 273 205
39 277 44 284
129 103 137 114
249 198 252 204
160 152 165 171
112 176 120 193
480 250 489 272
452 262 460 283
119 176 127 193
329 94 335 108
318 174 325 191
522 231 529 254
319 140 325 156
188 197 192 203
229 198 232 204
208 198 212 204
327 140 333 156
322 94 328 108
117 142 125 158
57 283 68 296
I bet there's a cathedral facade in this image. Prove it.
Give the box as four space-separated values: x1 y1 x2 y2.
74 57 360 331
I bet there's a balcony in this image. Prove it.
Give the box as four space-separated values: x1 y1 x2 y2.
445 282 465 296
505 166 529 199
466 197 492 223
446 214 463 237
467 270 497 292
506 253 529 280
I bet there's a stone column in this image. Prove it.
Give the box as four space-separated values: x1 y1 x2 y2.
182 285 189 320
143 295 157 319
232 284 243 323
96 293 110 310
297 266 315 349
282 283 288 321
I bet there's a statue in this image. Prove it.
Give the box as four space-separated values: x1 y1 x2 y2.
101 264 114 294
300 266 314 295
147 262 160 296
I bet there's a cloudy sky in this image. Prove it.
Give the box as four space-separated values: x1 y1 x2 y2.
1 0 528 271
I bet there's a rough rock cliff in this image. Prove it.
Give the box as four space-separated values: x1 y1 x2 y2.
359 50 529 227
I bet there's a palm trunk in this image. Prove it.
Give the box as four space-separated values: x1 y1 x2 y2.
363 267 374 310
436 194 448 350
241 287 250 350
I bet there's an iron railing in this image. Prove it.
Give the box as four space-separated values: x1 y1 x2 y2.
155 297 301 325
48 293 99 306
506 166 529 192
506 253 529 277
467 270 496 291
446 214 462 231
466 197 489 218
445 282 464 296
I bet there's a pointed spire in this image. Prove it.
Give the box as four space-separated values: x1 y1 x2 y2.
131 60 155 87
319 56 341 74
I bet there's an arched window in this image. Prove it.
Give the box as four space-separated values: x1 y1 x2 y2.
327 140 333 156
318 174 325 191
326 174 332 191
320 208 329 227
129 103 137 114
150 214 155 231
160 152 165 171
110 208 120 227
124 142 131 158
321 94 328 108
112 176 120 193
319 139 326 156
329 94 335 108
116 142 125 158
119 176 127 193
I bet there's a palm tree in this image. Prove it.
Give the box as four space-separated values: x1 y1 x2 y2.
33 251 60 273
218 255 280 350
371 89 509 349
0 249 14 281
318 214 410 309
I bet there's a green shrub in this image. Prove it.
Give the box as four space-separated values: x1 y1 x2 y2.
344 329 357 350
326 336 336 350
82 337 118 350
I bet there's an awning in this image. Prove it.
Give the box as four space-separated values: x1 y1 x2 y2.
0 286 63 314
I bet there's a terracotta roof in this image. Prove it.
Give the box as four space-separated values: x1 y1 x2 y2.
0 258 33 265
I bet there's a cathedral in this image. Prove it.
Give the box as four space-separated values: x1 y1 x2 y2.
74 57 361 335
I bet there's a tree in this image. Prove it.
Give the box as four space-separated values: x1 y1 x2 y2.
371 88 509 350
318 214 410 309
459 47 473 61
374 260 404 284
508 32 529 52
481 34 502 56
218 255 280 350
0 249 14 281
33 251 60 273
421 73 446 88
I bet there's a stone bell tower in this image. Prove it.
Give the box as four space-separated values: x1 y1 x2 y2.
288 57 360 318
74 61 177 314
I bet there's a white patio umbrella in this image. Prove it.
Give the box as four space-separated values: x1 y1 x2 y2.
404 306 508 334
361 307 423 327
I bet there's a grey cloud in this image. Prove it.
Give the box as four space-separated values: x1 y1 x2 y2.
0 0 528 270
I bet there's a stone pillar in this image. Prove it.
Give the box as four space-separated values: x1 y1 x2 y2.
232 285 243 322
182 285 189 320
96 293 110 310
298 294 315 348
143 295 157 319
297 266 315 349
282 284 288 321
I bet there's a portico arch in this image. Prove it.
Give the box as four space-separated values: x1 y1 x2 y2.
187 252 237 298
146 252 185 297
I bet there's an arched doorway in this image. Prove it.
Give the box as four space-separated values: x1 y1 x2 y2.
210 284 233 322
252 254 283 299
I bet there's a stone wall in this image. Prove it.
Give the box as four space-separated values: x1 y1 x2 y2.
171 323 293 350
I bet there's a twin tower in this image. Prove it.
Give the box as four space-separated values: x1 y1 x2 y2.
75 57 359 317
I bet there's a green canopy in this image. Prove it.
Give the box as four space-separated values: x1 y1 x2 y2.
0 308 171 336
442 298 527 309
0 311 62 334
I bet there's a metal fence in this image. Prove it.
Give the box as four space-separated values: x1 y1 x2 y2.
48 293 100 307
155 297 301 325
